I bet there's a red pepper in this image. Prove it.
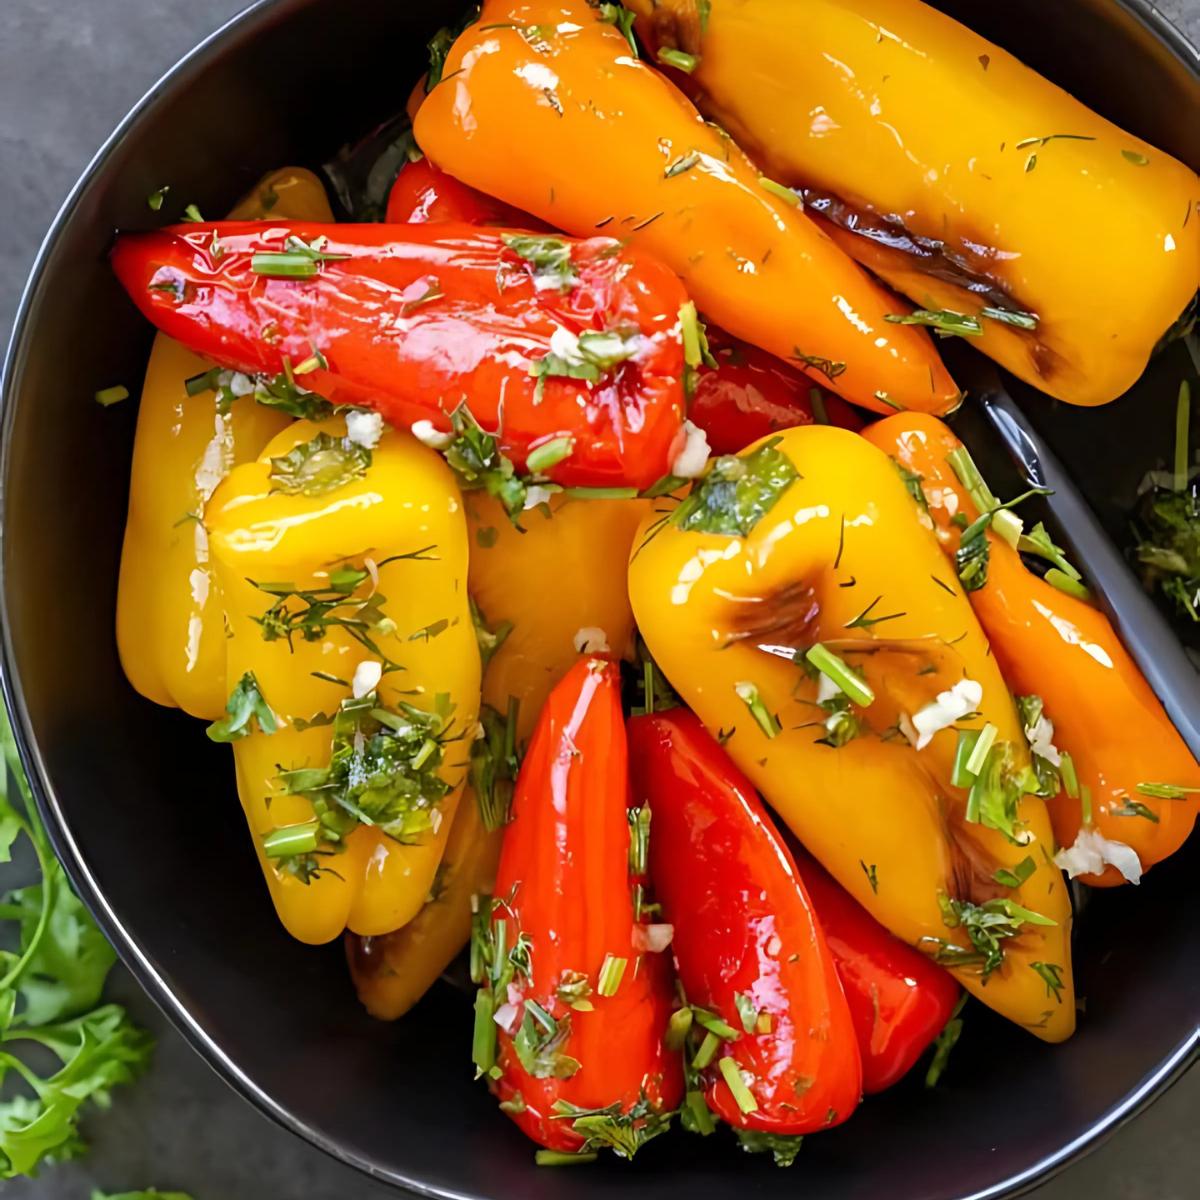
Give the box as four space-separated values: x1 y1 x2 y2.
386 156 545 228
111 223 687 491
628 708 861 1140
689 328 864 456
792 851 961 1094
475 657 681 1157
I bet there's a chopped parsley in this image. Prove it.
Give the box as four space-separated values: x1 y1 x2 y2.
932 894 1056 978
672 436 798 536
471 699 521 831
735 1129 804 1167
502 234 577 291
924 994 967 1088
205 672 278 743
1030 961 1066 1003
442 406 528 520
551 1097 672 1159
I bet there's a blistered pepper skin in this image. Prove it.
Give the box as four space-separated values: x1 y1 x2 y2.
867 413 1200 886
116 168 332 719
206 418 480 944
346 491 645 1018
413 0 960 416
630 0 1200 407
111 221 687 490
630 709 862 1132
628 425 1074 1041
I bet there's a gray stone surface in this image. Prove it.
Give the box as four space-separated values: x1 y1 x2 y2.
1 0 1197 1197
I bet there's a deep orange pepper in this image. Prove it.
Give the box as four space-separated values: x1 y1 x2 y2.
413 0 960 416
864 413 1200 885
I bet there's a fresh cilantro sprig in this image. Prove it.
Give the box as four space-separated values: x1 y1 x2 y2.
1 706 154 1180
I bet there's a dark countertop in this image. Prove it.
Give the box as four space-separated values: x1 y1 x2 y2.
1 1 1197 1196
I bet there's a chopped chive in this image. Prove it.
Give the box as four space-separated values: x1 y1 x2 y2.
946 446 999 513
1045 568 1091 601
293 348 328 376
1121 149 1150 166
692 1030 721 1069
965 723 998 776
657 47 699 73
665 151 702 178
951 729 981 787
94 384 129 407
718 1056 758 1114
692 1008 739 1040
597 954 628 997
1059 752 1080 799
1175 380 1191 493
980 306 1039 331
564 486 639 500
263 821 320 858
733 992 758 1034
1136 781 1200 800
182 203 204 222
251 252 321 278
472 989 497 1078
734 681 781 739
147 185 169 211
525 436 575 475
683 1089 718 1135
1081 784 1093 827
992 507 1024 549
759 176 801 206
993 854 1037 888
535 1150 599 1167
665 1006 694 1051
804 645 874 707
1111 798 1160 822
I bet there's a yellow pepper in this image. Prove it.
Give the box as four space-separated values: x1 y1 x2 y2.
414 0 960 416
116 168 333 719
346 492 646 1017
628 0 1200 406
628 425 1074 1040
206 417 480 945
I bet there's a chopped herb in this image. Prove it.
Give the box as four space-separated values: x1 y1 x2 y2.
860 861 879 894
442 406 528 520
535 1150 598 1167
1031 961 1066 1003
955 512 992 591
964 739 1027 843
1136 781 1200 800
886 309 983 338
631 640 680 715
525 436 575 475
472 699 521 831
425 6 479 90
597 3 638 55
993 855 1037 889
792 349 847 380
551 1097 673 1159
657 47 699 73
935 894 1055 978
665 151 702 178
502 234 577 291
1121 149 1150 166
692 1006 740 1040
402 278 444 315
146 185 169 211
718 1056 758 1114
759 177 801 206
628 804 651 876
251 235 349 279
470 597 513 670
672 436 798 536
894 463 928 510
181 203 203 223
268 432 371 497
844 594 906 630
1018 520 1082 581
206 672 277 742
513 999 582 1079
735 1130 804 1167
94 385 129 407
924 994 967 1088
1110 799 1159 822
734 681 780 739
1044 568 1091 601
733 992 759 1035
596 954 628 997
805 644 874 708
556 970 593 1009
1060 752 1080 800
980 306 1040 331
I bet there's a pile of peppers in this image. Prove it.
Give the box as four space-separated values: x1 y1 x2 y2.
109 0 1199 1171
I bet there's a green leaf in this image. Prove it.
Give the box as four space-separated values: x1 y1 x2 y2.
735 1128 804 1167
442 407 528 521
268 432 372 498
673 437 798 537
551 1096 672 1160
205 672 278 743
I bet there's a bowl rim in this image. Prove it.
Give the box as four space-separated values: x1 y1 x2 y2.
0 1 1197 1197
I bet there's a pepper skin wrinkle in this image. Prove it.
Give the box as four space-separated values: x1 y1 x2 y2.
116 167 332 719
111 221 687 490
629 709 862 1131
346 491 645 1019
866 412 1200 886
206 417 480 944
629 0 1200 406
486 659 681 1152
413 0 960 416
629 425 1074 1041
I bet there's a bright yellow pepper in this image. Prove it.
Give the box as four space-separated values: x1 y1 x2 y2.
206 417 480 945
346 492 646 1017
116 168 333 719
629 0 1200 406
628 425 1074 1040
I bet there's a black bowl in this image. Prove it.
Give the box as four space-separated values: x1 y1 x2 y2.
1 2 1197 1198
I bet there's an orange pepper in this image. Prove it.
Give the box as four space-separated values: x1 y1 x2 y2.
864 413 1200 885
413 0 959 417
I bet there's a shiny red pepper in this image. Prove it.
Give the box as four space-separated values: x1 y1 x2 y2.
792 851 961 1094
689 328 864 456
628 708 861 1138
386 156 544 228
111 223 687 490
476 657 681 1157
